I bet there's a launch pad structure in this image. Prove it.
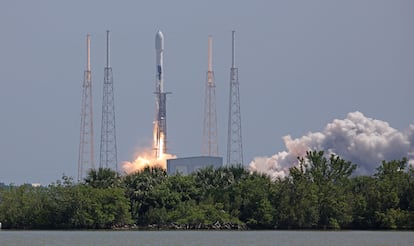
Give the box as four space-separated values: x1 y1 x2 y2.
78 34 94 181
202 35 219 157
76 30 244 178
99 30 118 171
227 31 244 166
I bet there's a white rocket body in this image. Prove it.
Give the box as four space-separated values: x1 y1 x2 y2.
154 30 167 158
155 31 164 92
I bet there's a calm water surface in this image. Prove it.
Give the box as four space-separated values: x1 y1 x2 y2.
1 230 413 246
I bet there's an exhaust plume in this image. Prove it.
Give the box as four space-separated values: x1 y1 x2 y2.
122 147 176 174
249 111 414 179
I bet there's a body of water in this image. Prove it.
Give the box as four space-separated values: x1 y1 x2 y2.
1 230 413 246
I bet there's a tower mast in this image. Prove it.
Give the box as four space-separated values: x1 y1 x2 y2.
202 35 218 156
78 34 94 181
99 30 118 171
227 30 243 165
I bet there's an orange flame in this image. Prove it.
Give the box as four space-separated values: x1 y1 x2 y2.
157 132 165 160
122 122 176 174
121 148 176 174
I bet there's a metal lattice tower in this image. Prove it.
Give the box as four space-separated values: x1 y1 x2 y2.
78 34 95 181
227 30 243 165
99 30 118 171
202 35 218 156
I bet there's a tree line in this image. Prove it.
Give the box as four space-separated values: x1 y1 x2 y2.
0 150 413 230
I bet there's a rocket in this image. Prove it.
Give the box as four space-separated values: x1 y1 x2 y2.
155 30 164 93
154 30 168 159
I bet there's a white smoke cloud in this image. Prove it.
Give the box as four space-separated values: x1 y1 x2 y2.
249 111 414 178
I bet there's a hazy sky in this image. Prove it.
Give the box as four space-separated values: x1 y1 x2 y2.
0 0 413 185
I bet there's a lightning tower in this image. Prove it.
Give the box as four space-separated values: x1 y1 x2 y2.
227 30 244 165
154 30 169 160
99 30 118 170
78 34 94 181
202 35 218 156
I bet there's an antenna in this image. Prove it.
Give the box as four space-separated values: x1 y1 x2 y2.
99 30 118 171
232 31 235 68
78 34 95 181
106 30 110 68
208 35 213 73
227 30 243 165
87 35 91 72
202 35 218 156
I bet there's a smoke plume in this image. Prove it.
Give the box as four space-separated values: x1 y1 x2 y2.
249 111 414 179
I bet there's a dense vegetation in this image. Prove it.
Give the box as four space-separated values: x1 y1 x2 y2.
1 151 414 230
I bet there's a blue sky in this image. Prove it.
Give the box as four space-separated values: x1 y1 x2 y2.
0 0 413 184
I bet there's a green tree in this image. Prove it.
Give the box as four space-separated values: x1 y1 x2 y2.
84 167 121 189
274 164 318 229
306 151 356 228
237 173 275 228
123 167 167 224
70 185 132 229
350 175 377 228
37 175 88 229
372 158 411 229
275 151 356 229
0 185 51 229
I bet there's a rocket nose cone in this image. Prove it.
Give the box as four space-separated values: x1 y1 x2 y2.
155 30 164 50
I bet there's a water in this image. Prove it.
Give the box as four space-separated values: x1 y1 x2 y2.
0 230 413 246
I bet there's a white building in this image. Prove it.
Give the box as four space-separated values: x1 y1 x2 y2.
167 156 223 175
